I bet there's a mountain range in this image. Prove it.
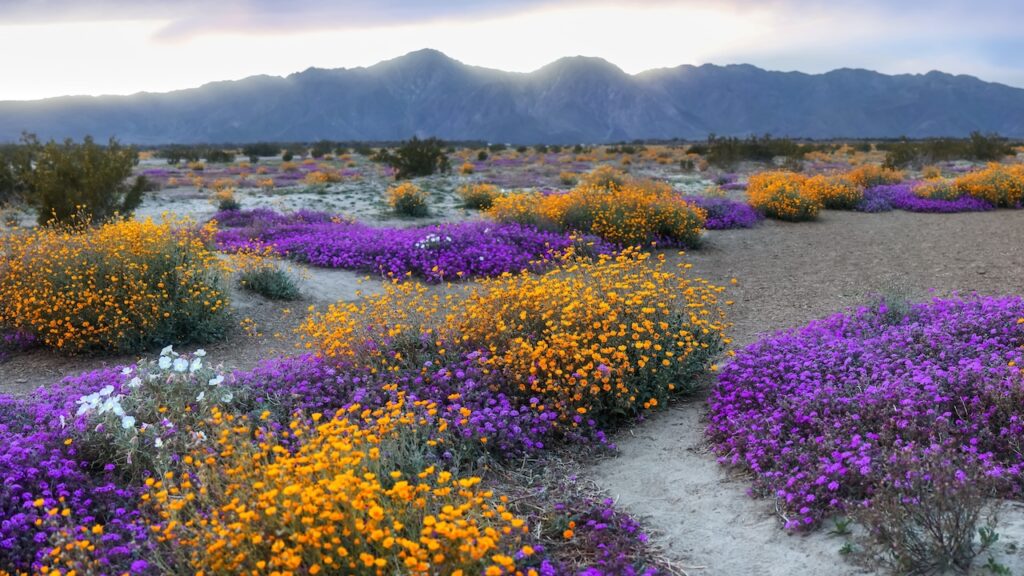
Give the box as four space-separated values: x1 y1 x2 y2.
2 48 1024 144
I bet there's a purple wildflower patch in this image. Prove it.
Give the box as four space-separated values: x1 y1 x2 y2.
708 296 1024 529
214 209 611 282
683 196 763 229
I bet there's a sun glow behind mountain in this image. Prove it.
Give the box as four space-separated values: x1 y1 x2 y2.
1 0 1024 100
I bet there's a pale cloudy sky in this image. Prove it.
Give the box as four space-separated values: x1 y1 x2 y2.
1 0 1022 100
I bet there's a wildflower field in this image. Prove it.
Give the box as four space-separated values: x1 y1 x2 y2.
1 140 1024 575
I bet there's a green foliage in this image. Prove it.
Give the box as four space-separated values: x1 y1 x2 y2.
281 150 294 162
204 148 235 163
239 265 302 301
25 135 146 225
488 143 507 153
0 142 33 205
376 136 451 180
241 142 280 162
705 134 807 167
310 140 335 159
476 150 489 161
882 132 1011 168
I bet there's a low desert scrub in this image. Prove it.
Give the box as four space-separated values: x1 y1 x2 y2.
0 217 230 353
386 182 430 217
746 171 821 221
456 182 502 209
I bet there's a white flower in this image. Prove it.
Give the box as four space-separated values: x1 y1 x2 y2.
160 345 174 356
120 367 133 376
128 377 142 389
221 391 233 403
121 415 136 429
196 391 205 402
208 374 224 387
158 356 172 370
99 385 115 397
154 437 164 448
59 415 66 429
172 358 189 373
194 349 206 357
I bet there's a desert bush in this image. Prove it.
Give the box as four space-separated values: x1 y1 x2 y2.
921 165 943 179
540 181 706 247
0 217 230 353
882 133 1011 168
456 182 501 209
802 174 863 209
486 192 552 229
705 134 805 167
386 182 430 216
376 136 451 179
24 135 147 224
72 347 244 482
746 171 821 221
241 142 280 162
913 179 960 201
309 139 334 159
238 262 301 300
0 142 33 205
559 171 578 186
150 399 533 575
459 161 475 174
953 163 1024 207
855 447 999 575
303 170 342 185
214 187 240 211
203 148 234 163
302 248 729 425
845 164 904 188
579 165 629 189
477 149 489 161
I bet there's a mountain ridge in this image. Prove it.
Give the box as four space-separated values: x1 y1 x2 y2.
2 48 1023 143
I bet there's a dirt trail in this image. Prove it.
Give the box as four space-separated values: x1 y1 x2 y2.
591 210 1024 575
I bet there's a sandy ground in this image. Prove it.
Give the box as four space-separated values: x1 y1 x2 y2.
592 210 1024 575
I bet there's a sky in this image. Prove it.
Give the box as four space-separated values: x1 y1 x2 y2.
2 0 1023 100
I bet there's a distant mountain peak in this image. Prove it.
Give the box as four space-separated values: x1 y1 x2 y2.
2 49 1023 143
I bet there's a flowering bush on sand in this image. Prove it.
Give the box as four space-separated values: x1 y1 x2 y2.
708 296 1024 529
953 163 1024 207
302 248 729 427
0 217 230 354
488 175 706 248
746 171 821 221
214 209 605 283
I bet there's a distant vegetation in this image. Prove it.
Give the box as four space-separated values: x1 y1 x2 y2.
879 132 1012 168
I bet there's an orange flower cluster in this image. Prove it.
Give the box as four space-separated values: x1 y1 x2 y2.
305 170 343 185
802 174 863 209
457 183 502 210
488 170 706 247
386 182 430 217
0 217 230 353
843 164 903 188
149 402 533 576
746 171 821 221
953 163 1024 207
302 248 730 423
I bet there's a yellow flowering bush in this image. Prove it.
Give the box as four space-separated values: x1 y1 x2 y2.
953 163 1024 207
305 170 342 185
579 165 629 189
921 165 943 179
457 183 502 210
539 182 706 247
913 178 960 200
459 161 476 175
386 182 430 217
0 218 230 353
844 164 903 188
746 171 821 221
150 402 533 576
302 248 729 424
487 192 549 229
802 174 863 209
488 174 706 248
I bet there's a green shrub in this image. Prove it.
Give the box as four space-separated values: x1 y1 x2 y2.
24 135 146 225
239 265 301 300
310 140 334 159
376 136 450 180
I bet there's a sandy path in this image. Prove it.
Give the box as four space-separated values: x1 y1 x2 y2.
591 210 1024 575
